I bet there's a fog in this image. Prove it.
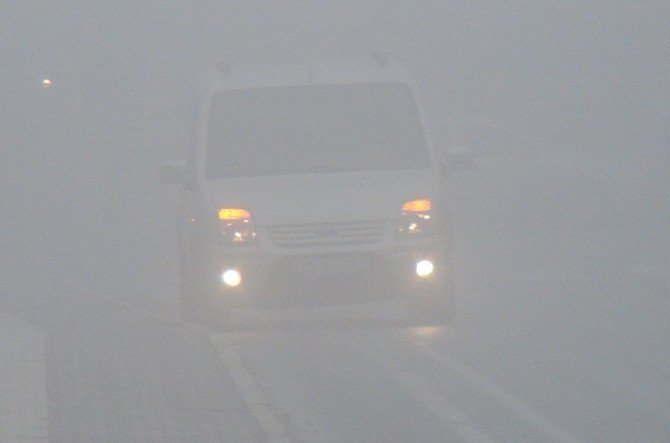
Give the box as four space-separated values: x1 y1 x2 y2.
2 2 669 441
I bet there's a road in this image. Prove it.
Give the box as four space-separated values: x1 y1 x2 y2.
4 266 668 442
3 150 669 442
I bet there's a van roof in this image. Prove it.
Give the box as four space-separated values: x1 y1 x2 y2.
201 58 409 93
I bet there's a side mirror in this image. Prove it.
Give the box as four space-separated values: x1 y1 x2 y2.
159 162 187 185
445 146 476 172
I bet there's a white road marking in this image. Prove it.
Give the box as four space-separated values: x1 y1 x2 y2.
56 279 580 442
416 345 581 443
57 280 295 442
209 334 294 443
346 339 496 443
394 370 497 443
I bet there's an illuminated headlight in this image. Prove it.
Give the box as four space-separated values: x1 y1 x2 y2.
415 260 434 278
218 208 256 244
399 199 432 235
221 268 242 287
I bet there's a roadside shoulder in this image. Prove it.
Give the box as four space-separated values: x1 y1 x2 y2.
0 309 48 441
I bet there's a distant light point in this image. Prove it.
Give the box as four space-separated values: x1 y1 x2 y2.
41 79 53 89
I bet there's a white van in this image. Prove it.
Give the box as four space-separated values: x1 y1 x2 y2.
161 57 458 326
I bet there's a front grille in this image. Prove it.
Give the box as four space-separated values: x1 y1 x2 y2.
267 220 387 248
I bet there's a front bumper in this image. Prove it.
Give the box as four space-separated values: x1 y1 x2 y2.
205 237 449 300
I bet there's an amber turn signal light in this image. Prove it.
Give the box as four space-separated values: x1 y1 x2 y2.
402 199 431 212
218 208 251 221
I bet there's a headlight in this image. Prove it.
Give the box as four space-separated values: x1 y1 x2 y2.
221 268 242 287
218 207 256 244
415 259 435 277
398 198 432 235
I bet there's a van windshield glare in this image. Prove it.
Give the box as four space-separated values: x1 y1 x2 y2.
206 83 430 178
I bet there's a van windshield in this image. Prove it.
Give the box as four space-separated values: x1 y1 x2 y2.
206 83 430 178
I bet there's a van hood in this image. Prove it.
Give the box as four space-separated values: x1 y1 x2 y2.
203 170 435 225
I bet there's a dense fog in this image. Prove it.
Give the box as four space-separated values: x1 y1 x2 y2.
2 2 669 441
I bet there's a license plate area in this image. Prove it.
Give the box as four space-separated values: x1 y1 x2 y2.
289 254 373 276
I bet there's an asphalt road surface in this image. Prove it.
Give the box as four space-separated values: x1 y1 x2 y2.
3 152 669 442
3 260 668 442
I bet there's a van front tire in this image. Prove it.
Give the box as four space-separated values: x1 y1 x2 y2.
178 265 232 329
405 284 455 326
